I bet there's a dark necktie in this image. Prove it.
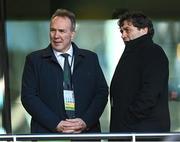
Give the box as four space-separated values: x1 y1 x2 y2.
61 53 75 118
61 53 72 90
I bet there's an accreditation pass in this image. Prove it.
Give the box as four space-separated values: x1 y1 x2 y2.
63 90 75 111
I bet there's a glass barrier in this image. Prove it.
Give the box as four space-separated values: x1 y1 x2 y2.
4 19 180 134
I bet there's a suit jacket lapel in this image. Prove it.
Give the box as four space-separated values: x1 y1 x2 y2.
42 44 59 65
72 42 85 71
42 43 85 70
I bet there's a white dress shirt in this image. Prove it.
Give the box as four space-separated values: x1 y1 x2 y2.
53 45 74 73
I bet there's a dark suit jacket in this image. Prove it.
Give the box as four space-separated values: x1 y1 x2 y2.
21 42 108 133
110 34 170 132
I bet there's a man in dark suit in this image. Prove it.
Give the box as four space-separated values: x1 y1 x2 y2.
110 11 170 132
21 8 108 134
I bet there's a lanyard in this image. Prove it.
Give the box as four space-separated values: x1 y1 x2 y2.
69 55 74 74
68 54 74 90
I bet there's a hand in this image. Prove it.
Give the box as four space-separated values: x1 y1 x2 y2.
65 118 87 133
56 120 75 133
56 118 87 133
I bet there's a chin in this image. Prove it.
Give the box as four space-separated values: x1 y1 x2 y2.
52 47 63 52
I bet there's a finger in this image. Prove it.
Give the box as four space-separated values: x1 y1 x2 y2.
61 121 75 127
73 130 82 133
65 119 78 122
62 129 75 133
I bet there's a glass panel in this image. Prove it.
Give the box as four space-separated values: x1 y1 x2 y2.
6 21 49 133
6 19 180 133
0 8 7 134
0 77 6 134
0 33 4 134
153 21 180 131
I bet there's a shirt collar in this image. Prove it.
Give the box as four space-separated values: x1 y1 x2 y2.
53 44 73 58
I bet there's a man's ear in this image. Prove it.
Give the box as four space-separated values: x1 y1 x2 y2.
142 27 148 34
71 31 76 40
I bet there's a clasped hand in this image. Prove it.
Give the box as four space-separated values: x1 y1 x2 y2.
56 118 87 133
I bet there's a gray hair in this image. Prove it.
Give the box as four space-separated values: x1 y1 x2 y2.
51 9 76 31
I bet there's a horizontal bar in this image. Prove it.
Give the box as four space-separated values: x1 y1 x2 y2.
0 133 179 141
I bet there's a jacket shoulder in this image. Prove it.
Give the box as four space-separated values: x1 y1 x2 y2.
72 42 98 58
27 48 47 58
141 43 168 65
80 48 97 56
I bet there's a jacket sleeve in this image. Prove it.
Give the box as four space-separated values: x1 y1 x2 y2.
81 54 109 128
21 54 60 132
125 46 169 124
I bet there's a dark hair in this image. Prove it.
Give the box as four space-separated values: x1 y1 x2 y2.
118 11 154 37
51 9 76 31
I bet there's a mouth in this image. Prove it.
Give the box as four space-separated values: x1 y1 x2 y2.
52 42 62 47
53 40 62 44
123 37 129 41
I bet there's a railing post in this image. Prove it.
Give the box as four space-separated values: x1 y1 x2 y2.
13 136 16 142
132 134 136 142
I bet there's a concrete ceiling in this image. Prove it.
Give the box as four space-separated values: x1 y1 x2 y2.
6 0 180 20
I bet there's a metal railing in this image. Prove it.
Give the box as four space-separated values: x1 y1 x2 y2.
0 133 180 142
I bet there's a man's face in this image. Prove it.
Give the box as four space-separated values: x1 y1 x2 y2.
50 16 75 52
120 20 148 42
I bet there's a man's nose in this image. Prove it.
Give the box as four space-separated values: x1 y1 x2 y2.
121 32 126 38
54 31 61 38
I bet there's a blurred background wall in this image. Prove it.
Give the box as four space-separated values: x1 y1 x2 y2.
1 0 180 134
